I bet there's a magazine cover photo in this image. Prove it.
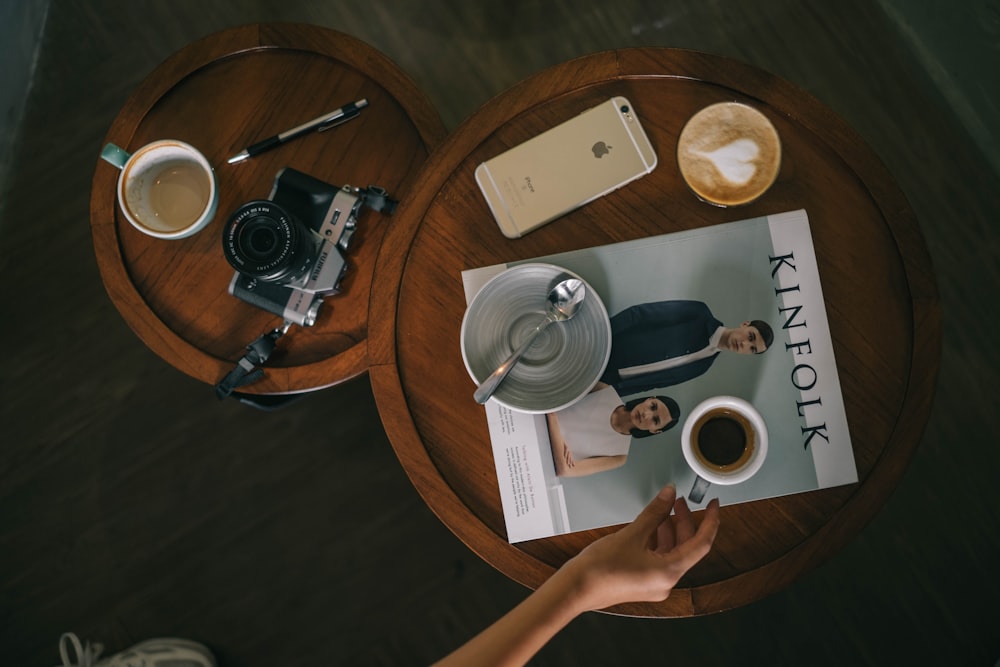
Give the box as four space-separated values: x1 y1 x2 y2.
462 210 857 543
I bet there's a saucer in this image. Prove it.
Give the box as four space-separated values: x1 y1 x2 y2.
461 263 611 413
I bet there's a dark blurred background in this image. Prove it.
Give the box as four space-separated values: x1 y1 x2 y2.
1 1 998 665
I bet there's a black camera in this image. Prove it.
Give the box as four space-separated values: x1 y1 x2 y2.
222 168 395 326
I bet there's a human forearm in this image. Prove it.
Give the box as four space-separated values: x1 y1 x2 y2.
557 454 626 477
434 487 720 666
433 571 586 667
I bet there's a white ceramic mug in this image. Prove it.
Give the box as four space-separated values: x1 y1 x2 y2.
101 140 218 239
681 395 768 503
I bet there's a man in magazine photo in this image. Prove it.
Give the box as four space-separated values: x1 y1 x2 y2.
599 299 775 395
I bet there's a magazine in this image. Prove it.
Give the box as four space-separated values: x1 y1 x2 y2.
461 209 858 543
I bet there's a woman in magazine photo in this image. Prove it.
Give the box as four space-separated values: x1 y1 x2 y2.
546 382 680 477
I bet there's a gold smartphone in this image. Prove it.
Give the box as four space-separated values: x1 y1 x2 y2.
475 96 658 239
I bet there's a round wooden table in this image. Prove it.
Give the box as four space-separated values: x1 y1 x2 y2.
368 49 940 616
91 24 446 394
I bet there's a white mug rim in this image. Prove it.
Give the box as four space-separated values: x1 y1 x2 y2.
681 395 768 485
116 139 217 239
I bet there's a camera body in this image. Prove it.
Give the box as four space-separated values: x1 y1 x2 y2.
223 168 390 326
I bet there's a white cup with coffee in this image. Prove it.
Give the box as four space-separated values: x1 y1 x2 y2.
676 102 781 207
101 140 218 239
680 395 768 503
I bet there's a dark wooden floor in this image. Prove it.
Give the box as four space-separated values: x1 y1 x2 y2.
2 1 998 665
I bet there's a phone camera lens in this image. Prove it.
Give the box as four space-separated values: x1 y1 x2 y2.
620 105 630 114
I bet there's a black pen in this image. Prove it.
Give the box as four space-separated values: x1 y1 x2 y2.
227 98 368 164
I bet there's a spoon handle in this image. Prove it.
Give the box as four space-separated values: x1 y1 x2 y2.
473 317 553 404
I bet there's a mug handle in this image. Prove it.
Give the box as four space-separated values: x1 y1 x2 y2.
689 475 711 504
100 143 130 170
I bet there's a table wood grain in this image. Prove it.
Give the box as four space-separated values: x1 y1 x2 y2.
368 49 940 617
90 23 446 394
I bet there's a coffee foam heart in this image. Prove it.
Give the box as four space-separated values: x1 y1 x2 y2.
695 138 760 185
676 102 782 207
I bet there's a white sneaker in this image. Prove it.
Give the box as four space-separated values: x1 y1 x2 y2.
56 632 216 667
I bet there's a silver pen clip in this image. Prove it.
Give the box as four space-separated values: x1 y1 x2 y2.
318 110 360 133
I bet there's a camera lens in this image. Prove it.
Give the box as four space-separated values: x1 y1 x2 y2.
222 200 316 283
247 225 278 256
620 105 630 114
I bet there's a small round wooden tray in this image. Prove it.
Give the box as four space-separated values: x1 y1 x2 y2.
90 23 446 394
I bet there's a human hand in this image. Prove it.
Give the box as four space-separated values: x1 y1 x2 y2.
563 445 576 469
555 485 720 612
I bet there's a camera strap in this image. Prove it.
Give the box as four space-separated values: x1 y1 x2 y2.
215 322 292 400
359 185 398 215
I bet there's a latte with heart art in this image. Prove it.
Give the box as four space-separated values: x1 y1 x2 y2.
677 102 781 207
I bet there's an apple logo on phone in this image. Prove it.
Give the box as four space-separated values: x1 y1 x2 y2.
591 141 612 158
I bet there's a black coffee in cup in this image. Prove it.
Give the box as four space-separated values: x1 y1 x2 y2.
691 407 756 472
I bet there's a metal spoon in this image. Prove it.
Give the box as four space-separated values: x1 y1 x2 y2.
473 278 586 404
